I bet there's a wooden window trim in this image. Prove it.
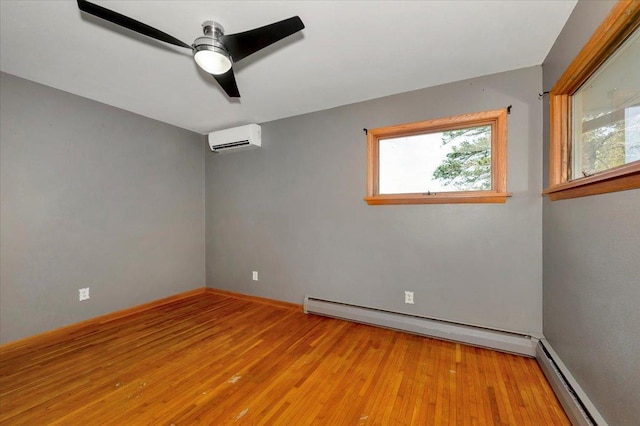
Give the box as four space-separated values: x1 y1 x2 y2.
365 108 510 205
544 0 640 201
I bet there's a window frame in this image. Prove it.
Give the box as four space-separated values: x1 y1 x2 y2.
364 108 510 205
544 0 640 201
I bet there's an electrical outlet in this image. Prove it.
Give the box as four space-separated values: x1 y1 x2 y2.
79 287 90 301
252 271 259 281
404 291 414 304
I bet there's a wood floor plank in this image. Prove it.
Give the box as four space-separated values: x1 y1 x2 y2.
0 292 570 425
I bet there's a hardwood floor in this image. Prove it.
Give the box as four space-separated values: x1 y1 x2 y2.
0 291 569 425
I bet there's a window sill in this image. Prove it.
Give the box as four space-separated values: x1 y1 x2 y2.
364 191 512 205
543 162 640 201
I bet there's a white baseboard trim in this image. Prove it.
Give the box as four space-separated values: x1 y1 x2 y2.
536 339 608 426
303 296 537 356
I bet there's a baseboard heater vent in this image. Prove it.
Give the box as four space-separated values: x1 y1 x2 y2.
304 296 537 356
536 340 607 426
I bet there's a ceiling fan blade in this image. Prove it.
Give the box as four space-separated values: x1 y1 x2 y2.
221 16 304 63
213 69 240 98
77 0 192 50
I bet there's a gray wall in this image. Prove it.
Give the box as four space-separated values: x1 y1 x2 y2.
0 73 205 344
542 1 640 425
206 66 544 335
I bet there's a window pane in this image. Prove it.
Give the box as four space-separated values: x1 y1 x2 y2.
378 125 491 194
571 28 640 179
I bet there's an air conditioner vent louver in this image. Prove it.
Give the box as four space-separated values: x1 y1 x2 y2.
211 140 250 151
208 124 261 153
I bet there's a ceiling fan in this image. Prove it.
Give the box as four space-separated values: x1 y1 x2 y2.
77 0 305 98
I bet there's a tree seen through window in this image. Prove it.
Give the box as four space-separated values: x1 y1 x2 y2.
432 126 492 190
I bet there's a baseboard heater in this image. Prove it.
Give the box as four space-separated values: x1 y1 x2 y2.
303 296 537 356
536 339 607 426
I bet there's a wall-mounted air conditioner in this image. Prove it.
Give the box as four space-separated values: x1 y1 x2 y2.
208 124 261 153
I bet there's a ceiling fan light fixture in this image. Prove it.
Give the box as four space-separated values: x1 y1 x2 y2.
193 36 231 75
194 45 231 75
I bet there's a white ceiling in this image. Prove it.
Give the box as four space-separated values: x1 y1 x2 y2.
0 1 577 134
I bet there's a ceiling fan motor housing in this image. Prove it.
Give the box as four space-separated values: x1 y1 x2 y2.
202 21 224 37
194 21 228 54
193 21 232 74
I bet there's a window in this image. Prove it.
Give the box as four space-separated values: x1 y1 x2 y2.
545 0 640 201
364 108 509 205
